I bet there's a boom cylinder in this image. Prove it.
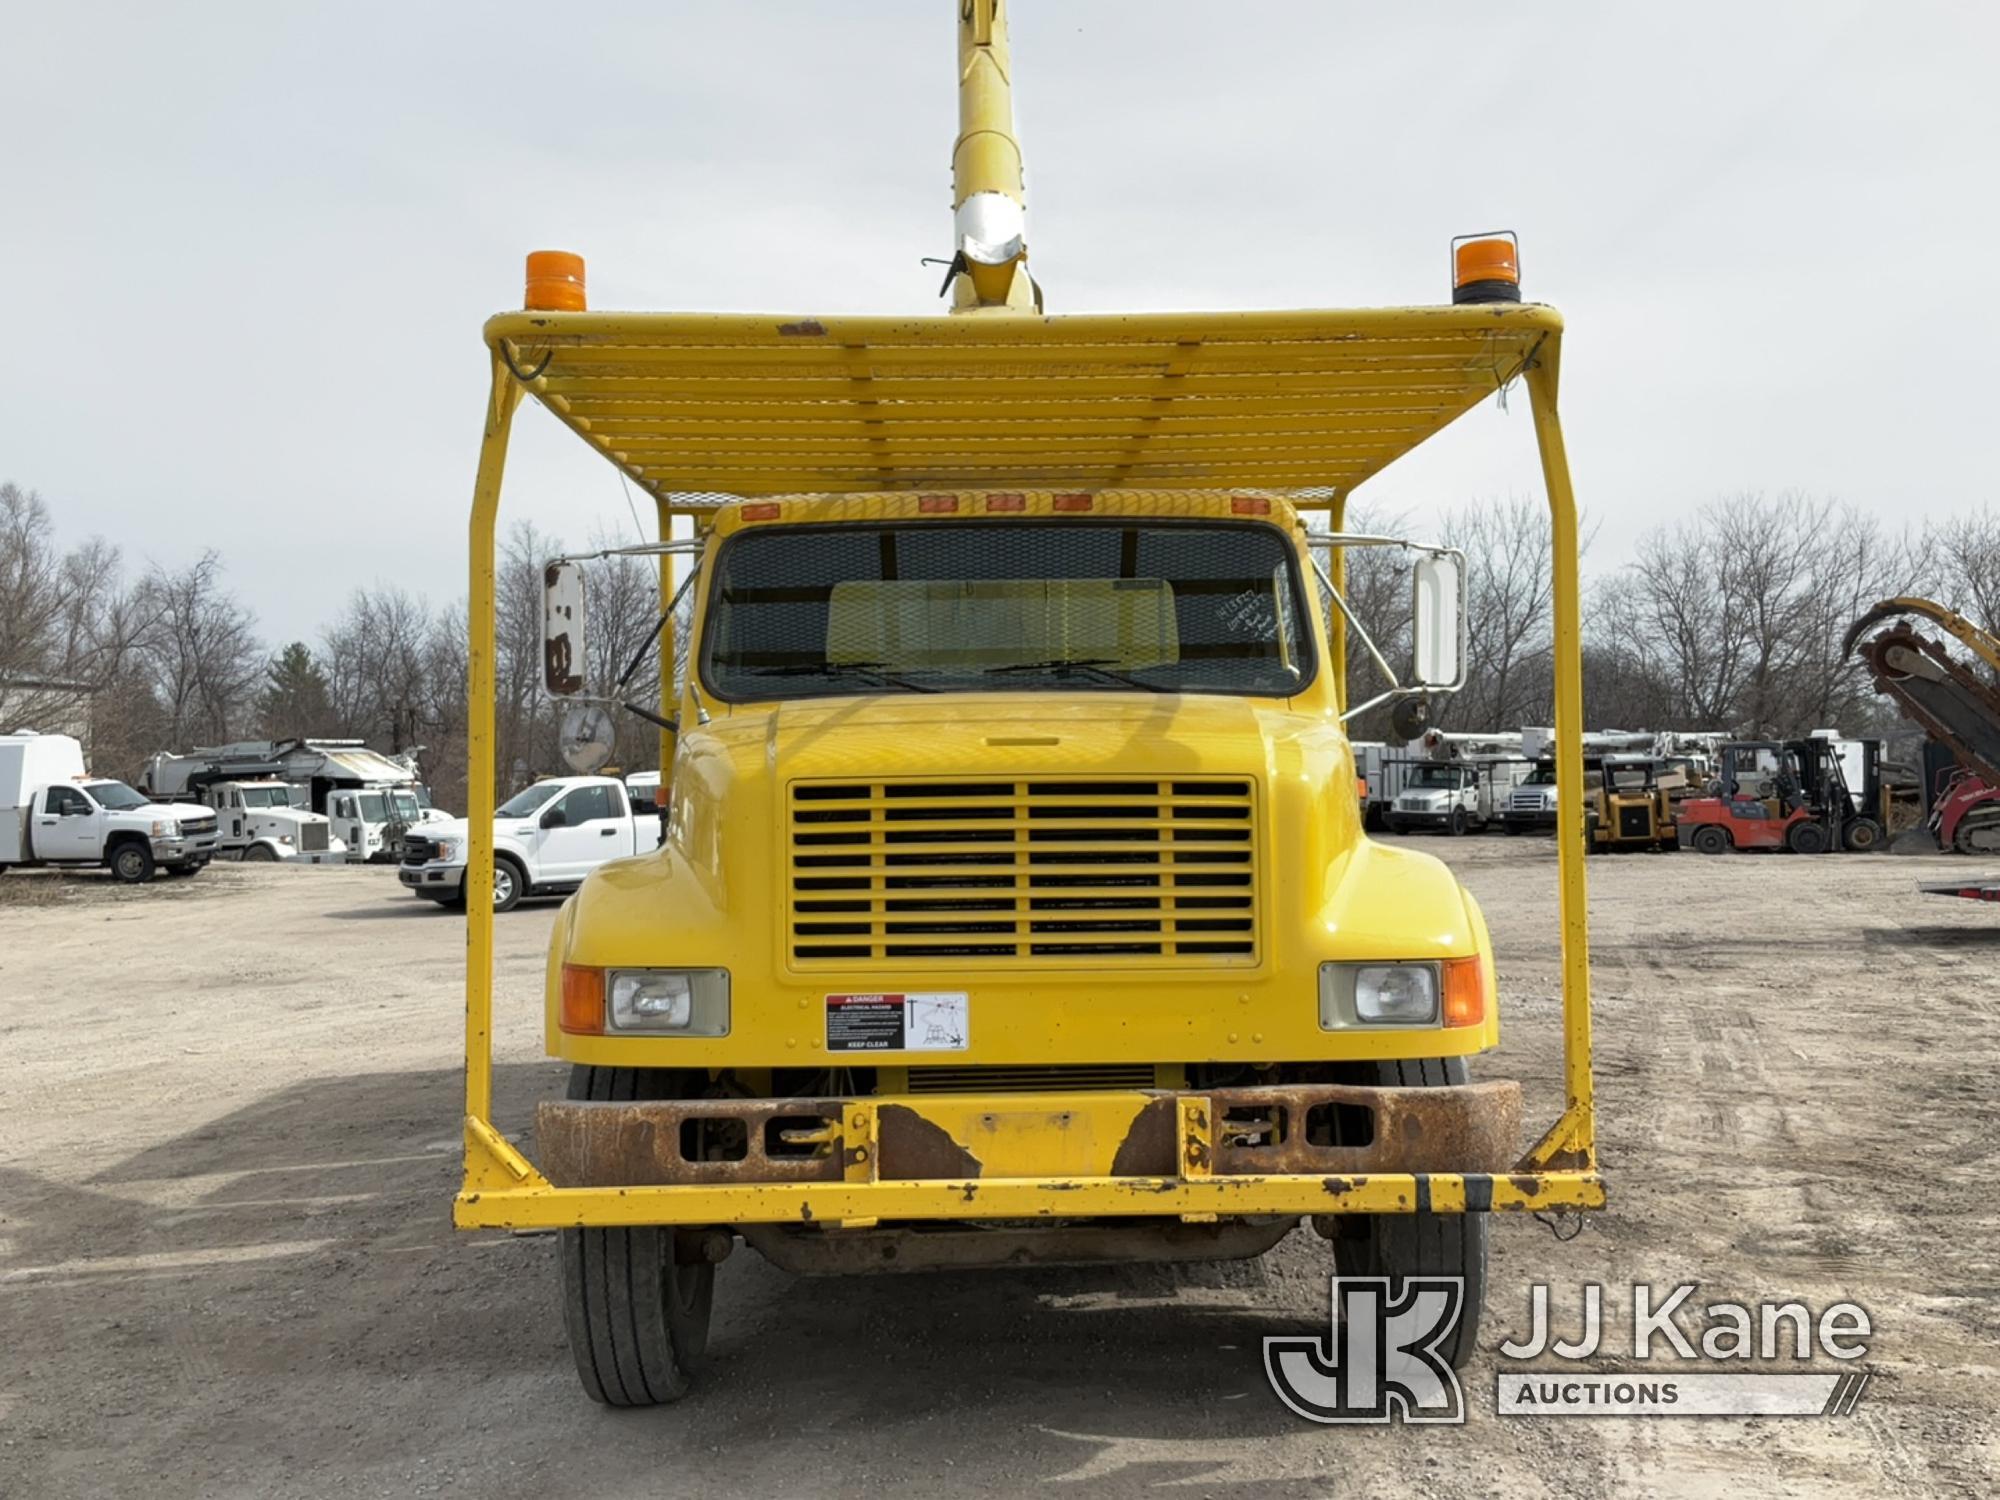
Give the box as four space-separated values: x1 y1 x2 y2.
951 0 1035 313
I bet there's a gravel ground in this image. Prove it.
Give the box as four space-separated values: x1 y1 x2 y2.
1 840 1995 1498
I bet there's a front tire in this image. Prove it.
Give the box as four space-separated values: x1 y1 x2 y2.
1786 820 1830 855
1331 1056 1487 1370
559 1066 716 1406
1842 817 1882 853
110 843 155 883
491 856 524 913
1447 807 1469 837
242 843 279 862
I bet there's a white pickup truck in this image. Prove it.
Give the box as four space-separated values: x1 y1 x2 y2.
398 774 664 911
2 732 219 881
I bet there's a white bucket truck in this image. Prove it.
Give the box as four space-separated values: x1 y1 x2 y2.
2 732 218 881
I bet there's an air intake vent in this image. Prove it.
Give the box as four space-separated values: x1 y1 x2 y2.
788 777 1258 966
904 1064 1158 1094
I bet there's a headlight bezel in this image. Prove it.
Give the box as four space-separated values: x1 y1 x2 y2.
605 967 731 1036
1318 958 1487 1031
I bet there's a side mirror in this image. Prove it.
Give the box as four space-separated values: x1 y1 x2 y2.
541 805 569 829
1410 549 1465 689
544 560 587 696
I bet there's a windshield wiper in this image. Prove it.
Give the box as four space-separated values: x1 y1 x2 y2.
738 661 942 694
979 658 1169 692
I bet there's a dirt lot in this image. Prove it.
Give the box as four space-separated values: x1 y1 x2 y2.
2 840 1995 1498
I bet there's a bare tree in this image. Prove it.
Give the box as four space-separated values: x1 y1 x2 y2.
139 552 263 747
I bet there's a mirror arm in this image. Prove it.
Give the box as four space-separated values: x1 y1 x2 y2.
1308 553 1401 690
621 701 679 733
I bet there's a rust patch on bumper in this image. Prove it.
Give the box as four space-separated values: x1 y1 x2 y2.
537 1098 845 1187
1108 1096 1177 1176
1206 1081 1521 1176
875 1104 983 1180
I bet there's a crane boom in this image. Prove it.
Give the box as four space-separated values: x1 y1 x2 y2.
950 0 1036 313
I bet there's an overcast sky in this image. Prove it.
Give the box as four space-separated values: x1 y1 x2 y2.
4 1 1996 644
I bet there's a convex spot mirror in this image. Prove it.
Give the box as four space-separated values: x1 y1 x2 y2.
1410 550 1464 689
544 561 586 696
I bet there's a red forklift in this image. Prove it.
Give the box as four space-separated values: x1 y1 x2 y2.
1676 738 1885 855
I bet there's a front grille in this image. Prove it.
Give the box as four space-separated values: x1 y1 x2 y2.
1509 790 1545 812
298 822 330 852
787 777 1257 965
1617 805 1652 839
904 1064 1158 1094
181 816 217 835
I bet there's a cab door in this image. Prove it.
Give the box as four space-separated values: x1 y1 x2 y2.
35 785 104 860
329 794 367 859
534 784 626 883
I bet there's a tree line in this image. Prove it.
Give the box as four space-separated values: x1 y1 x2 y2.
6 479 1996 811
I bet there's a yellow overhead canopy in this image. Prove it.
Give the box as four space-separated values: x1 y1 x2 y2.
483 304 1560 502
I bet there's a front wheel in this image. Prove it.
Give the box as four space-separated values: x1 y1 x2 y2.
491 857 524 913
1842 817 1882 853
241 843 279 862
1447 807 1469 837
1786 820 1830 855
559 1065 716 1405
1330 1056 1487 1370
110 843 155 883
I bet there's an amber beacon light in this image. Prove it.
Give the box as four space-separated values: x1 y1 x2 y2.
524 250 588 312
1450 232 1521 304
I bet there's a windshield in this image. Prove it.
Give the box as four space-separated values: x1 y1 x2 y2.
702 519 1314 700
497 783 563 818
1409 766 1467 789
1525 765 1557 785
239 786 293 808
413 785 434 810
84 780 149 811
357 792 388 821
388 790 420 821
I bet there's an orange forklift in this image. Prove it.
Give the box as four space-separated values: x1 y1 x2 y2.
1676 738 1885 854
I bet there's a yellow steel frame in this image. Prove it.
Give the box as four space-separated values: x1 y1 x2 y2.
457 306 1599 1229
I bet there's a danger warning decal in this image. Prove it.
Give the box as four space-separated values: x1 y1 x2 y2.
825 992 969 1053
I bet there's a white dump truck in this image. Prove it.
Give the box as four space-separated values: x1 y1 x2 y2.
2 732 218 881
144 738 449 862
398 774 664 912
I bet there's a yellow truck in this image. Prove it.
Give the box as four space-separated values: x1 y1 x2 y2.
455 2 1604 1405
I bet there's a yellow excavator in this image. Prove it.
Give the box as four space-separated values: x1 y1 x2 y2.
453 2 1604 1404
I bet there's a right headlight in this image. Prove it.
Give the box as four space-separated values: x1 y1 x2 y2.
1319 958 1488 1030
606 968 731 1035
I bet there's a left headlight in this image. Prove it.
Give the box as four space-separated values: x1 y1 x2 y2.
606 968 731 1035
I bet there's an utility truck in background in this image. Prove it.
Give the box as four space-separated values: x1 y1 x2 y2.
1384 730 1529 835
2 732 218 881
144 738 449 862
399 774 664 912
448 1 1604 1408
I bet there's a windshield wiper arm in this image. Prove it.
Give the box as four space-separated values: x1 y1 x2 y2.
979 658 1169 692
739 661 942 693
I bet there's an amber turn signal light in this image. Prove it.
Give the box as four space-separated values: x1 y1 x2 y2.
560 964 605 1033
1441 956 1488 1028
525 250 588 312
1450 232 1521 305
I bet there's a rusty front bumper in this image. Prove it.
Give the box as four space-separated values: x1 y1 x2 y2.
463 1080 1604 1231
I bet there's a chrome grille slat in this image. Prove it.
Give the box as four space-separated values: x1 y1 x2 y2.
787 777 1257 965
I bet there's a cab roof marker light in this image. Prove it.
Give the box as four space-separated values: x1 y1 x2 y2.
1451 231 1521 305
919 494 960 513
985 492 1026 512
740 502 782 521
1231 495 1272 515
1052 493 1093 512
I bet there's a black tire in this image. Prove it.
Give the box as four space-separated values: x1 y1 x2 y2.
109 842 155 884
165 864 199 878
1332 1056 1487 1370
491 856 525 913
1447 807 1469 837
559 1066 715 1407
1503 822 1526 836
1690 825 1731 856
1384 818 1406 836
1786 821 1830 855
1842 817 1882 853
242 843 279 862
